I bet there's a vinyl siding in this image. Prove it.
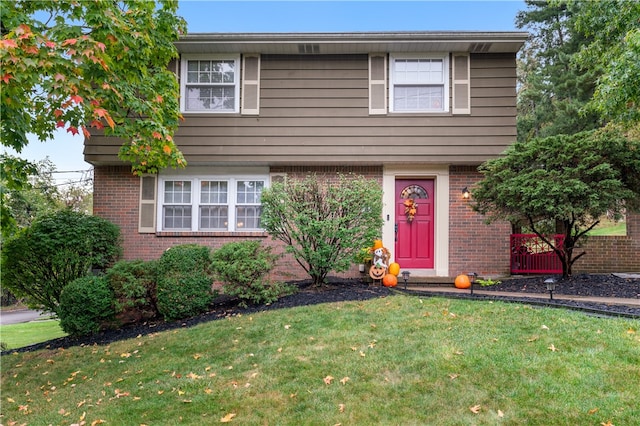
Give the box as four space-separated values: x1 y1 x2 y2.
84 53 517 166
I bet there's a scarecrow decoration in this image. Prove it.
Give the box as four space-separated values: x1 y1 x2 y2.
367 240 399 287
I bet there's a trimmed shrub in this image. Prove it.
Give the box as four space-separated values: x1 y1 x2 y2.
261 173 384 285
58 276 116 336
156 244 216 321
211 240 293 307
1 209 121 314
106 259 159 324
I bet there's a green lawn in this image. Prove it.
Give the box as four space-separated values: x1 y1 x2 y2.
2 294 639 425
588 222 627 236
1 318 67 350
588 219 627 236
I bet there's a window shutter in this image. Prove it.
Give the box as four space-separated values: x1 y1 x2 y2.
241 54 260 115
369 54 387 115
452 53 471 115
139 175 157 233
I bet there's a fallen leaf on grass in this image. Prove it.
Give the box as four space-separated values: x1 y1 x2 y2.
498 410 504 418
340 377 350 385
588 408 599 415
448 373 459 380
548 344 558 352
338 403 345 413
600 421 614 426
469 405 481 414
220 413 236 422
323 375 334 385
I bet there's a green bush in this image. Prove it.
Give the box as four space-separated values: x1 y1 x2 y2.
1 209 121 314
156 244 216 321
106 259 159 323
58 276 116 336
211 240 292 307
261 173 383 285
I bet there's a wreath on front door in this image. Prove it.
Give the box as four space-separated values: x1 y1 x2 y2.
403 199 418 222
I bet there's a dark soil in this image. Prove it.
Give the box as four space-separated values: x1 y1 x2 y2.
480 273 640 299
4 274 639 355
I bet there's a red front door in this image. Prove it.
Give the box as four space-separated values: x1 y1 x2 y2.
395 179 434 268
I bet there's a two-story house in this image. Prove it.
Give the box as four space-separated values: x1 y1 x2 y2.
86 31 529 280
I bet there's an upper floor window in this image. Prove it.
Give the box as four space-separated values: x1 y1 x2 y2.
159 175 266 231
389 54 449 113
181 54 240 113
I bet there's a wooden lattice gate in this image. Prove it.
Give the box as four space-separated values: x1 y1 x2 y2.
510 234 564 274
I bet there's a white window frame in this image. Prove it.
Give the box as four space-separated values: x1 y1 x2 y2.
180 54 241 113
158 174 268 232
389 53 450 113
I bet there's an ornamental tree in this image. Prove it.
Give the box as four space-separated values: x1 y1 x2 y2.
261 174 384 286
0 0 187 176
472 128 640 277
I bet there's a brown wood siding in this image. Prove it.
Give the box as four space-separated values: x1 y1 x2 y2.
85 53 517 166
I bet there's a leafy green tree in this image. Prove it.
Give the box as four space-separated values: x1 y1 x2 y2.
472 128 640 277
572 0 640 126
515 0 602 142
1 155 60 238
58 175 93 214
261 174 384 286
1 210 121 313
0 0 187 177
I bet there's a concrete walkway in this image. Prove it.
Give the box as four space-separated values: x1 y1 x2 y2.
402 285 640 307
0 309 51 325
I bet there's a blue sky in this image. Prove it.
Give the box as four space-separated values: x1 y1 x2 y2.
8 0 526 183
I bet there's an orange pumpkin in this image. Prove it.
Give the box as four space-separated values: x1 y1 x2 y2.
454 274 471 289
369 265 386 280
382 274 398 287
388 262 400 276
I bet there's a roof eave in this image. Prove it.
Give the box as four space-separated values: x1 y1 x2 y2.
175 31 528 55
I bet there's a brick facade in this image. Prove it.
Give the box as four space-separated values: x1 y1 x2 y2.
448 166 511 278
94 165 638 281
573 211 640 273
